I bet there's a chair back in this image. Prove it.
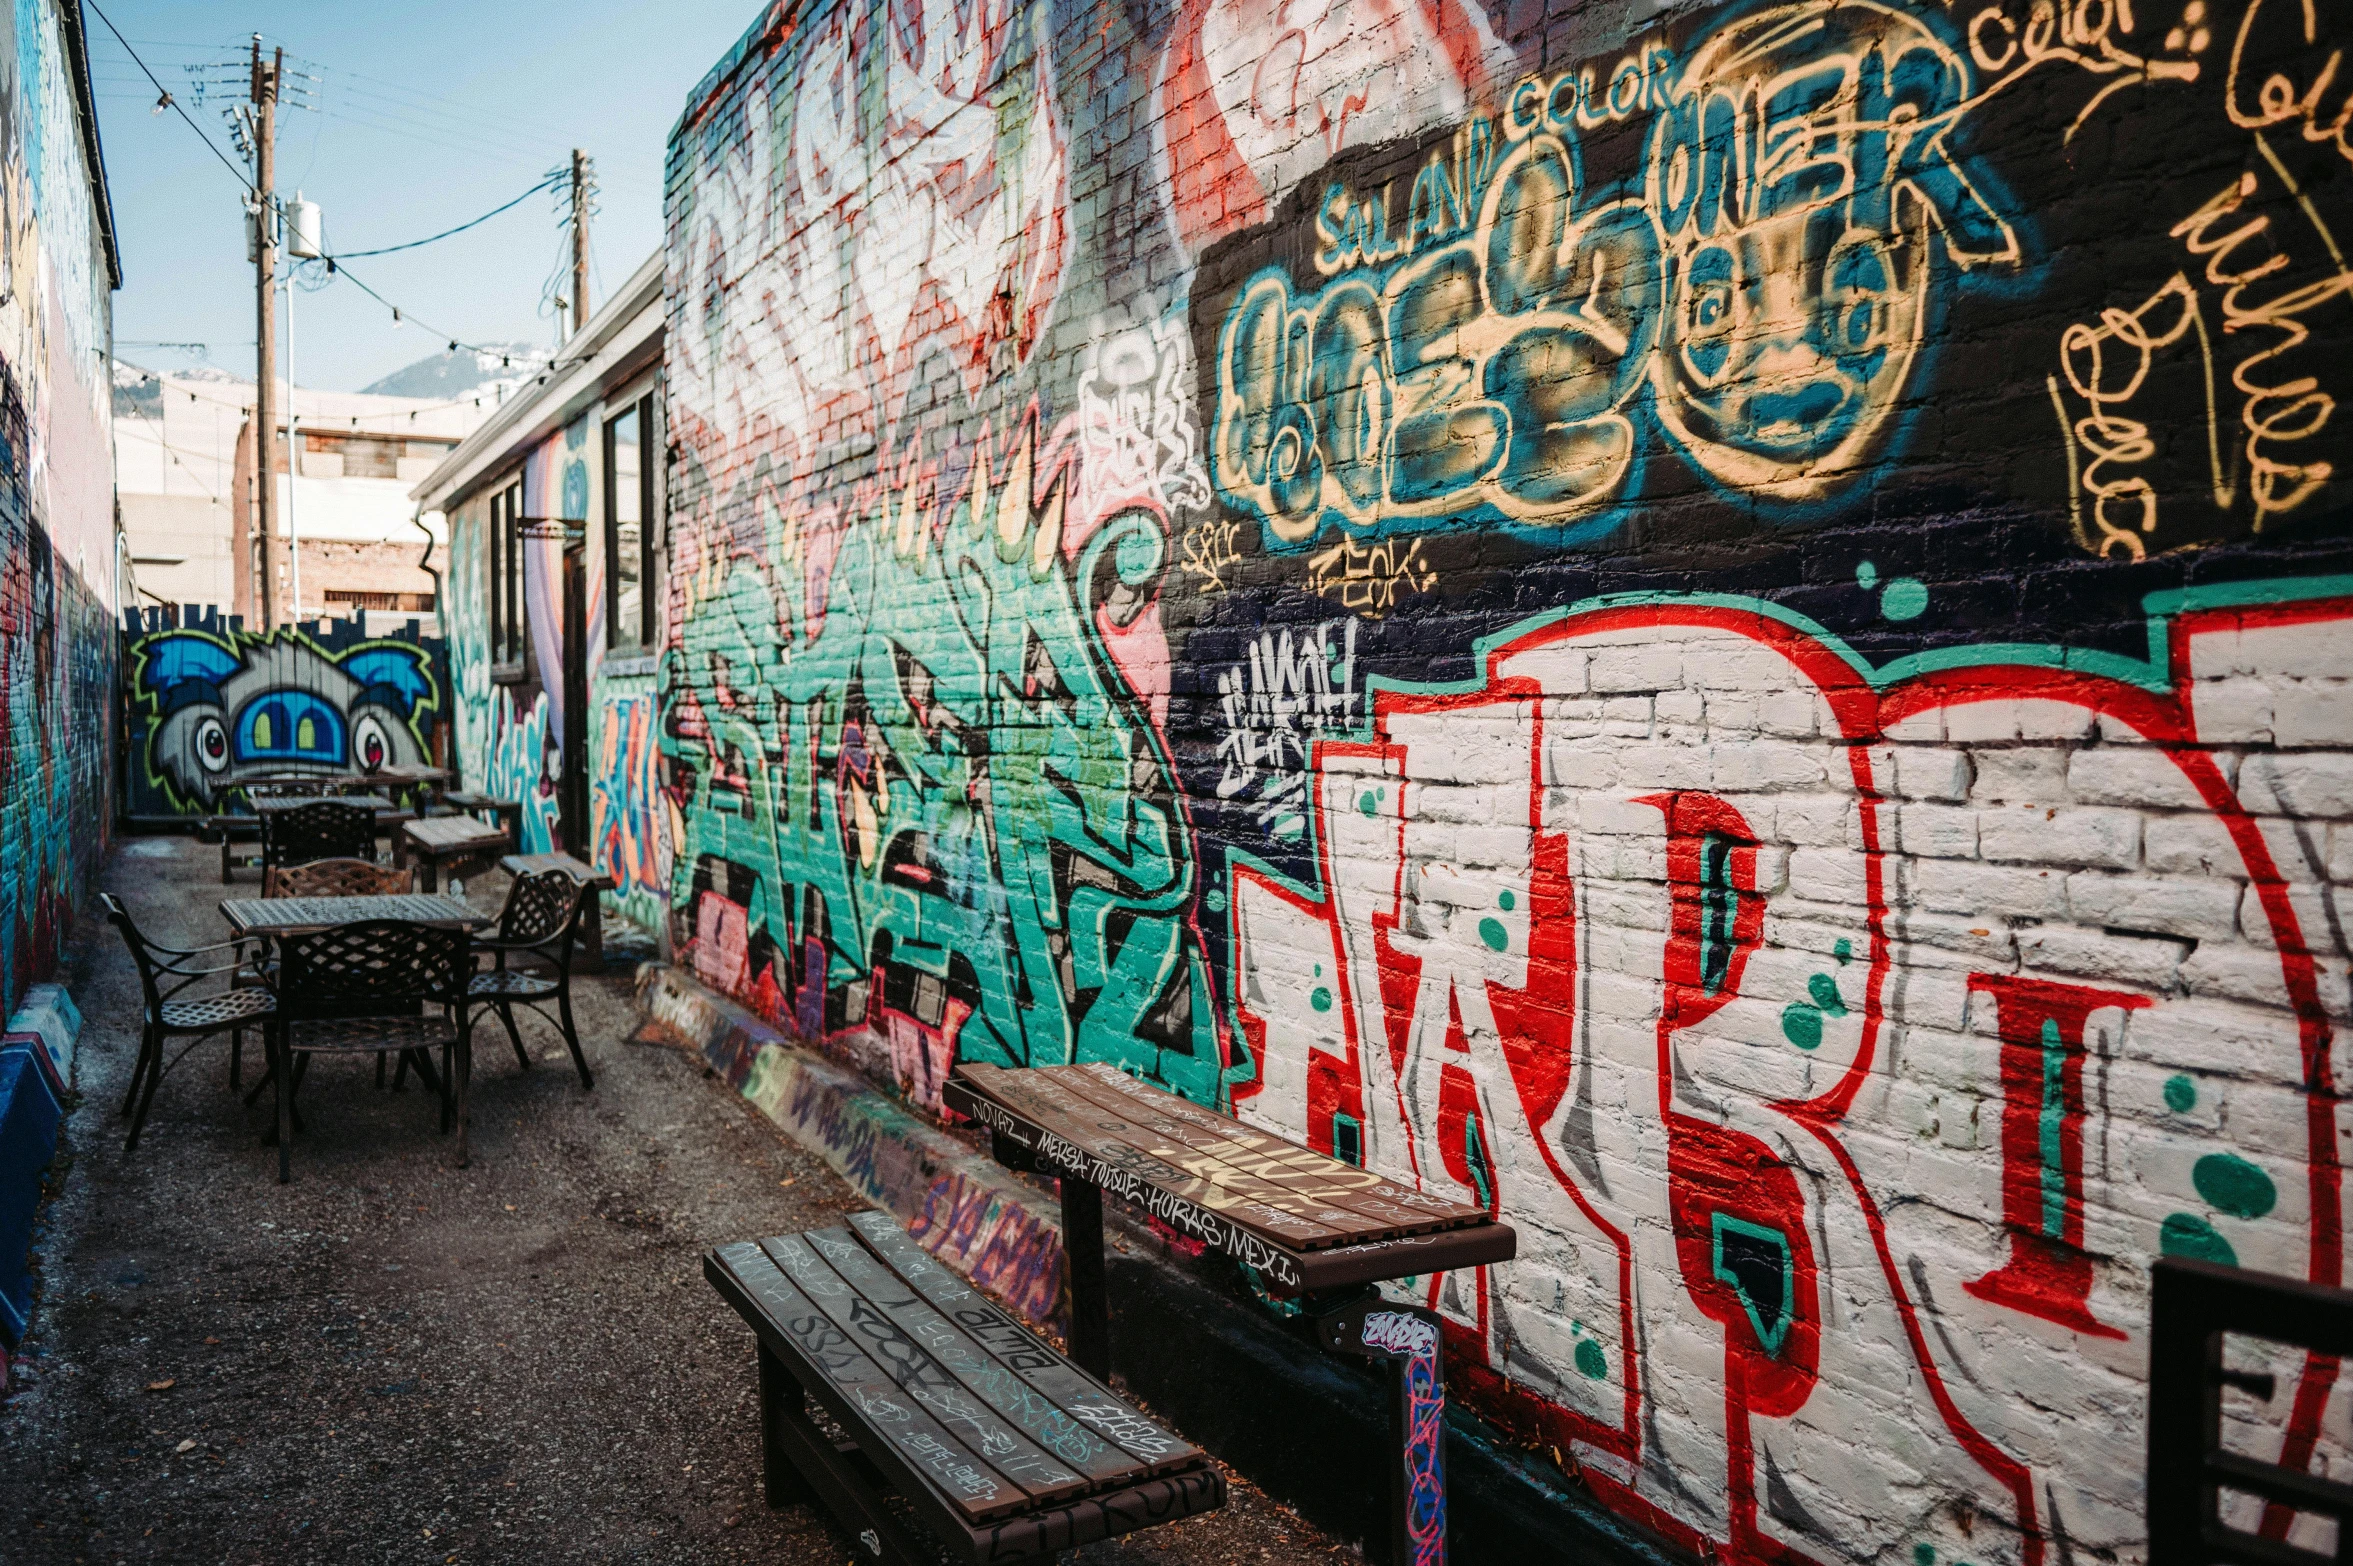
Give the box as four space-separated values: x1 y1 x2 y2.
497 868 587 956
277 920 470 1023
100 893 169 1020
264 857 413 899
260 800 375 869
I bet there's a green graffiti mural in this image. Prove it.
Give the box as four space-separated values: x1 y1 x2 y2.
662 428 1222 1108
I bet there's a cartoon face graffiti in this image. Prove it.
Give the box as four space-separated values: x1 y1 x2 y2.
1646 1 2018 495
133 630 437 806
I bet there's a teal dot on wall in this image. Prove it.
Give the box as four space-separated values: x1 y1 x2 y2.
2161 1212 2238 1266
1205 889 1227 913
1359 791 1380 817
1574 1338 1608 1379
1881 577 1930 621
1478 917 1509 953
1313 963 1322 978
2193 1152 2277 1220
1782 1001 1823 1050
2163 1074 2198 1113
1857 561 1880 590
1310 986 1333 1014
1807 972 1847 1016
1498 889 1516 912
1913 1546 1936 1566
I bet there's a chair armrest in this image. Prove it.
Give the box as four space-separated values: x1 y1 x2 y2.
148 934 262 960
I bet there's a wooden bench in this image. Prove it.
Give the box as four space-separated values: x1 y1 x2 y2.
706 1212 1225 1564
498 852 612 972
398 815 511 893
947 1062 1518 1566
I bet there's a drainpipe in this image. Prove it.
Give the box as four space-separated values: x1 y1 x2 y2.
414 502 451 783
413 501 441 609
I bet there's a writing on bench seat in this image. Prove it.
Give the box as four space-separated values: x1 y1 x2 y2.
946 1063 1516 1296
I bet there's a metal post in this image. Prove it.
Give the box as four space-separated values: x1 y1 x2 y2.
1060 1176 1110 1381
250 38 279 629
284 270 299 621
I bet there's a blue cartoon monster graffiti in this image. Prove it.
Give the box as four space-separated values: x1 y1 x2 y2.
132 629 438 807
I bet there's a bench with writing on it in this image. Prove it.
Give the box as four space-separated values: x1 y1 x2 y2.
497 852 612 972
706 1212 1225 1565
946 1062 1518 1566
398 815 511 893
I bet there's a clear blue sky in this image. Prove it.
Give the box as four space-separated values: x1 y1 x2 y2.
87 0 761 391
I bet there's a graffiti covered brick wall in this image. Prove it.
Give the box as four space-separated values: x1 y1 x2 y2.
0 0 113 1021
660 0 2353 1559
120 607 447 818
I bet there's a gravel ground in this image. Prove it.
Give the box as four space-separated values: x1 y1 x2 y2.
0 833 1354 1565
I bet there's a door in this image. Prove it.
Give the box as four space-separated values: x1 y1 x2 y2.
559 535 589 856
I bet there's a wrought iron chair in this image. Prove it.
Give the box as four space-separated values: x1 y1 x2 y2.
259 800 376 874
466 868 595 1090
239 859 421 1089
262 857 414 899
266 920 473 1182
102 893 274 1154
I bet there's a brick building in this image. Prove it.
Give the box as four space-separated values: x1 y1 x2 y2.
114 374 495 633
425 2 2353 1560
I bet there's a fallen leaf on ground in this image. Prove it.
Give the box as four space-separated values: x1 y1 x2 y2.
144 1379 174 1392
176 1439 197 1453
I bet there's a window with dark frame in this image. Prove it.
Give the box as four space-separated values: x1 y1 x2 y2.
488 472 525 671
603 392 657 652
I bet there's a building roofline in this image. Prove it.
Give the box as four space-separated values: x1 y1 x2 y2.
408 248 663 512
59 2 122 290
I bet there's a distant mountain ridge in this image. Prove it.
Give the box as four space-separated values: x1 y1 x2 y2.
361 343 549 401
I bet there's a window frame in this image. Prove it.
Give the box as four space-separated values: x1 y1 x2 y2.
488 472 527 680
602 394 656 654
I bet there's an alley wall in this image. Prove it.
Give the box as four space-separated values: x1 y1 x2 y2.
2 2 113 1018
637 2 2353 1560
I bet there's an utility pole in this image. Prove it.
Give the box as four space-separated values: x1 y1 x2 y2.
570 148 592 338
249 37 280 629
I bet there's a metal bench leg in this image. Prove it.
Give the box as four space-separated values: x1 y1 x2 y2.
1308 1298 1448 1566
1061 1177 1111 1381
758 1342 813 1510
753 1343 931 1565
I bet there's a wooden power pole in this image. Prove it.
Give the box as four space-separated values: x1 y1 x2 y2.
250 38 281 629
570 148 591 337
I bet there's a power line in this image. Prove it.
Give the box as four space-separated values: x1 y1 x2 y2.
83 0 255 196
328 172 564 258
87 17 564 368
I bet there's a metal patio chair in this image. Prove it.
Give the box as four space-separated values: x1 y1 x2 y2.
465 867 595 1090
238 858 419 1089
266 919 472 1182
102 893 274 1155
261 857 414 899
259 799 376 874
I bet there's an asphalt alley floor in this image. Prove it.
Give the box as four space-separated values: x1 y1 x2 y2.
0 833 1354 1565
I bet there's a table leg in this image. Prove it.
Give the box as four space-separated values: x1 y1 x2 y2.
417 855 439 894
1060 1176 1111 1382
1307 1296 1447 1566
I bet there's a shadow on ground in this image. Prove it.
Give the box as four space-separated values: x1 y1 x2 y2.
0 834 1354 1565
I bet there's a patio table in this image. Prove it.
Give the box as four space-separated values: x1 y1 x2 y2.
248 792 399 816
220 892 489 939
944 1061 1515 1566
